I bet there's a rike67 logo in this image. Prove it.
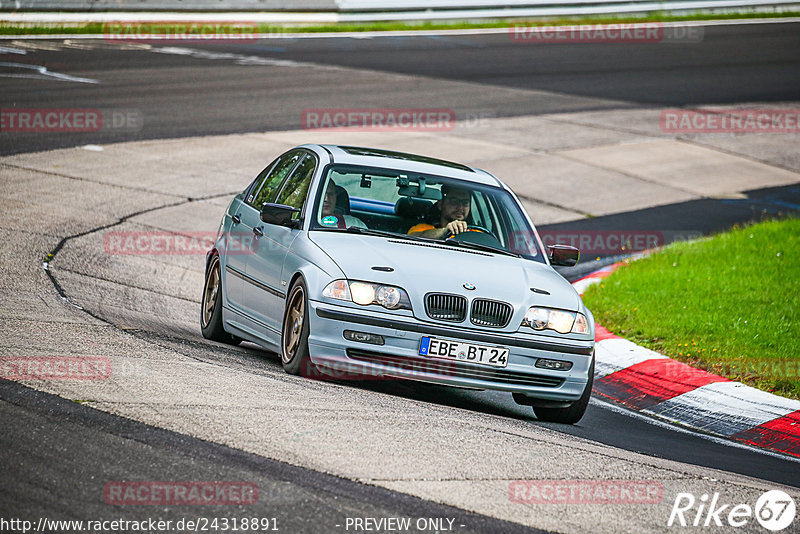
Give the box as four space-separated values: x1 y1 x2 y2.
668 490 796 531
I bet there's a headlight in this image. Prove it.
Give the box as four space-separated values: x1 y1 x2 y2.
375 285 402 309
322 280 412 311
349 282 376 305
522 307 588 334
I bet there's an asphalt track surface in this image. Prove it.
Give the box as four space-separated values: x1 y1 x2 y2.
0 379 535 534
1 21 799 155
2 21 800 532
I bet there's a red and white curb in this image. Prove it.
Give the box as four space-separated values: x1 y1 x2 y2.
574 262 800 458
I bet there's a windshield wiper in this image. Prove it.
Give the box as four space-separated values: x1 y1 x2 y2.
345 226 396 238
442 238 520 258
314 226 391 237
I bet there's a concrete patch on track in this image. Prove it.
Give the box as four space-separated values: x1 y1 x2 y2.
545 106 800 173
559 139 800 197
1 108 799 532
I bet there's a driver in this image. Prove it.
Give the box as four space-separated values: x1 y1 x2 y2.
408 184 471 239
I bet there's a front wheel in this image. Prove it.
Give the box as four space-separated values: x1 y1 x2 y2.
281 278 317 377
201 255 241 345
533 358 594 424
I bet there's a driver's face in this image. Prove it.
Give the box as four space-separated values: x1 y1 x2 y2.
322 185 337 216
441 191 471 221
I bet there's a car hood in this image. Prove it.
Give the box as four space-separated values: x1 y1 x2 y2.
309 232 582 312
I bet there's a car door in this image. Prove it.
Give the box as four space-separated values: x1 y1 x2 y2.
220 163 277 314
219 194 248 313
245 151 318 334
228 150 304 326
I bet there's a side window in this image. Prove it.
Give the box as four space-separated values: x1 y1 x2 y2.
243 175 261 201
471 191 497 235
244 158 277 203
496 195 539 259
249 151 303 208
275 154 317 215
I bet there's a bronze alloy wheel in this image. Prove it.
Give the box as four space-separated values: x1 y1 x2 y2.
282 284 305 363
200 254 241 346
202 256 220 328
281 279 317 377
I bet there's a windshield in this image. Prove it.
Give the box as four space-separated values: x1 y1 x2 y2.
310 164 545 263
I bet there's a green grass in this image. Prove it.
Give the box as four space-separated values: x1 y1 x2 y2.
582 218 800 399
2 11 800 35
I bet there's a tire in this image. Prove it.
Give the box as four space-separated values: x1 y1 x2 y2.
201 255 241 345
533 358 594 424
281 278 317 377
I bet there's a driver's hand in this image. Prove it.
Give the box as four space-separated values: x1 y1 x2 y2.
445 220 468 235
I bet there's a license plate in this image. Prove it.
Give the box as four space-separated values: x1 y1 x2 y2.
419 336 509 368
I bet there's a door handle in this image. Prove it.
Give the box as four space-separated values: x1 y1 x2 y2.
231 214 241 224
253 226 264 237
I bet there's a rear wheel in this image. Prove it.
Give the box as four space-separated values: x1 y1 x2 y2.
533 358 594 424
201 255 241 345
281 278 317 377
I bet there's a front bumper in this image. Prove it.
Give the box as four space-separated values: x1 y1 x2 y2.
307 300 594 401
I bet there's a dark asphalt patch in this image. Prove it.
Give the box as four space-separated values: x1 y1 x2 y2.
0 378 546 534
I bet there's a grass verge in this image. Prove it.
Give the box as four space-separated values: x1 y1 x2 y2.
1 11 799 36
581 218 799 400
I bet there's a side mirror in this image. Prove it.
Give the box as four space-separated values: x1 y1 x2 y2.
548 244 580 267
261 203 300 228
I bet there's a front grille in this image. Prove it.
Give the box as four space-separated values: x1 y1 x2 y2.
425 293 467 322
471 299 513 328
347 349 564 388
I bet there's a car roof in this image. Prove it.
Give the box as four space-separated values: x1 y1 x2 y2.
306 144 503 187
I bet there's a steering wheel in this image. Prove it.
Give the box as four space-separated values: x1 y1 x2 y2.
446 225 499 241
